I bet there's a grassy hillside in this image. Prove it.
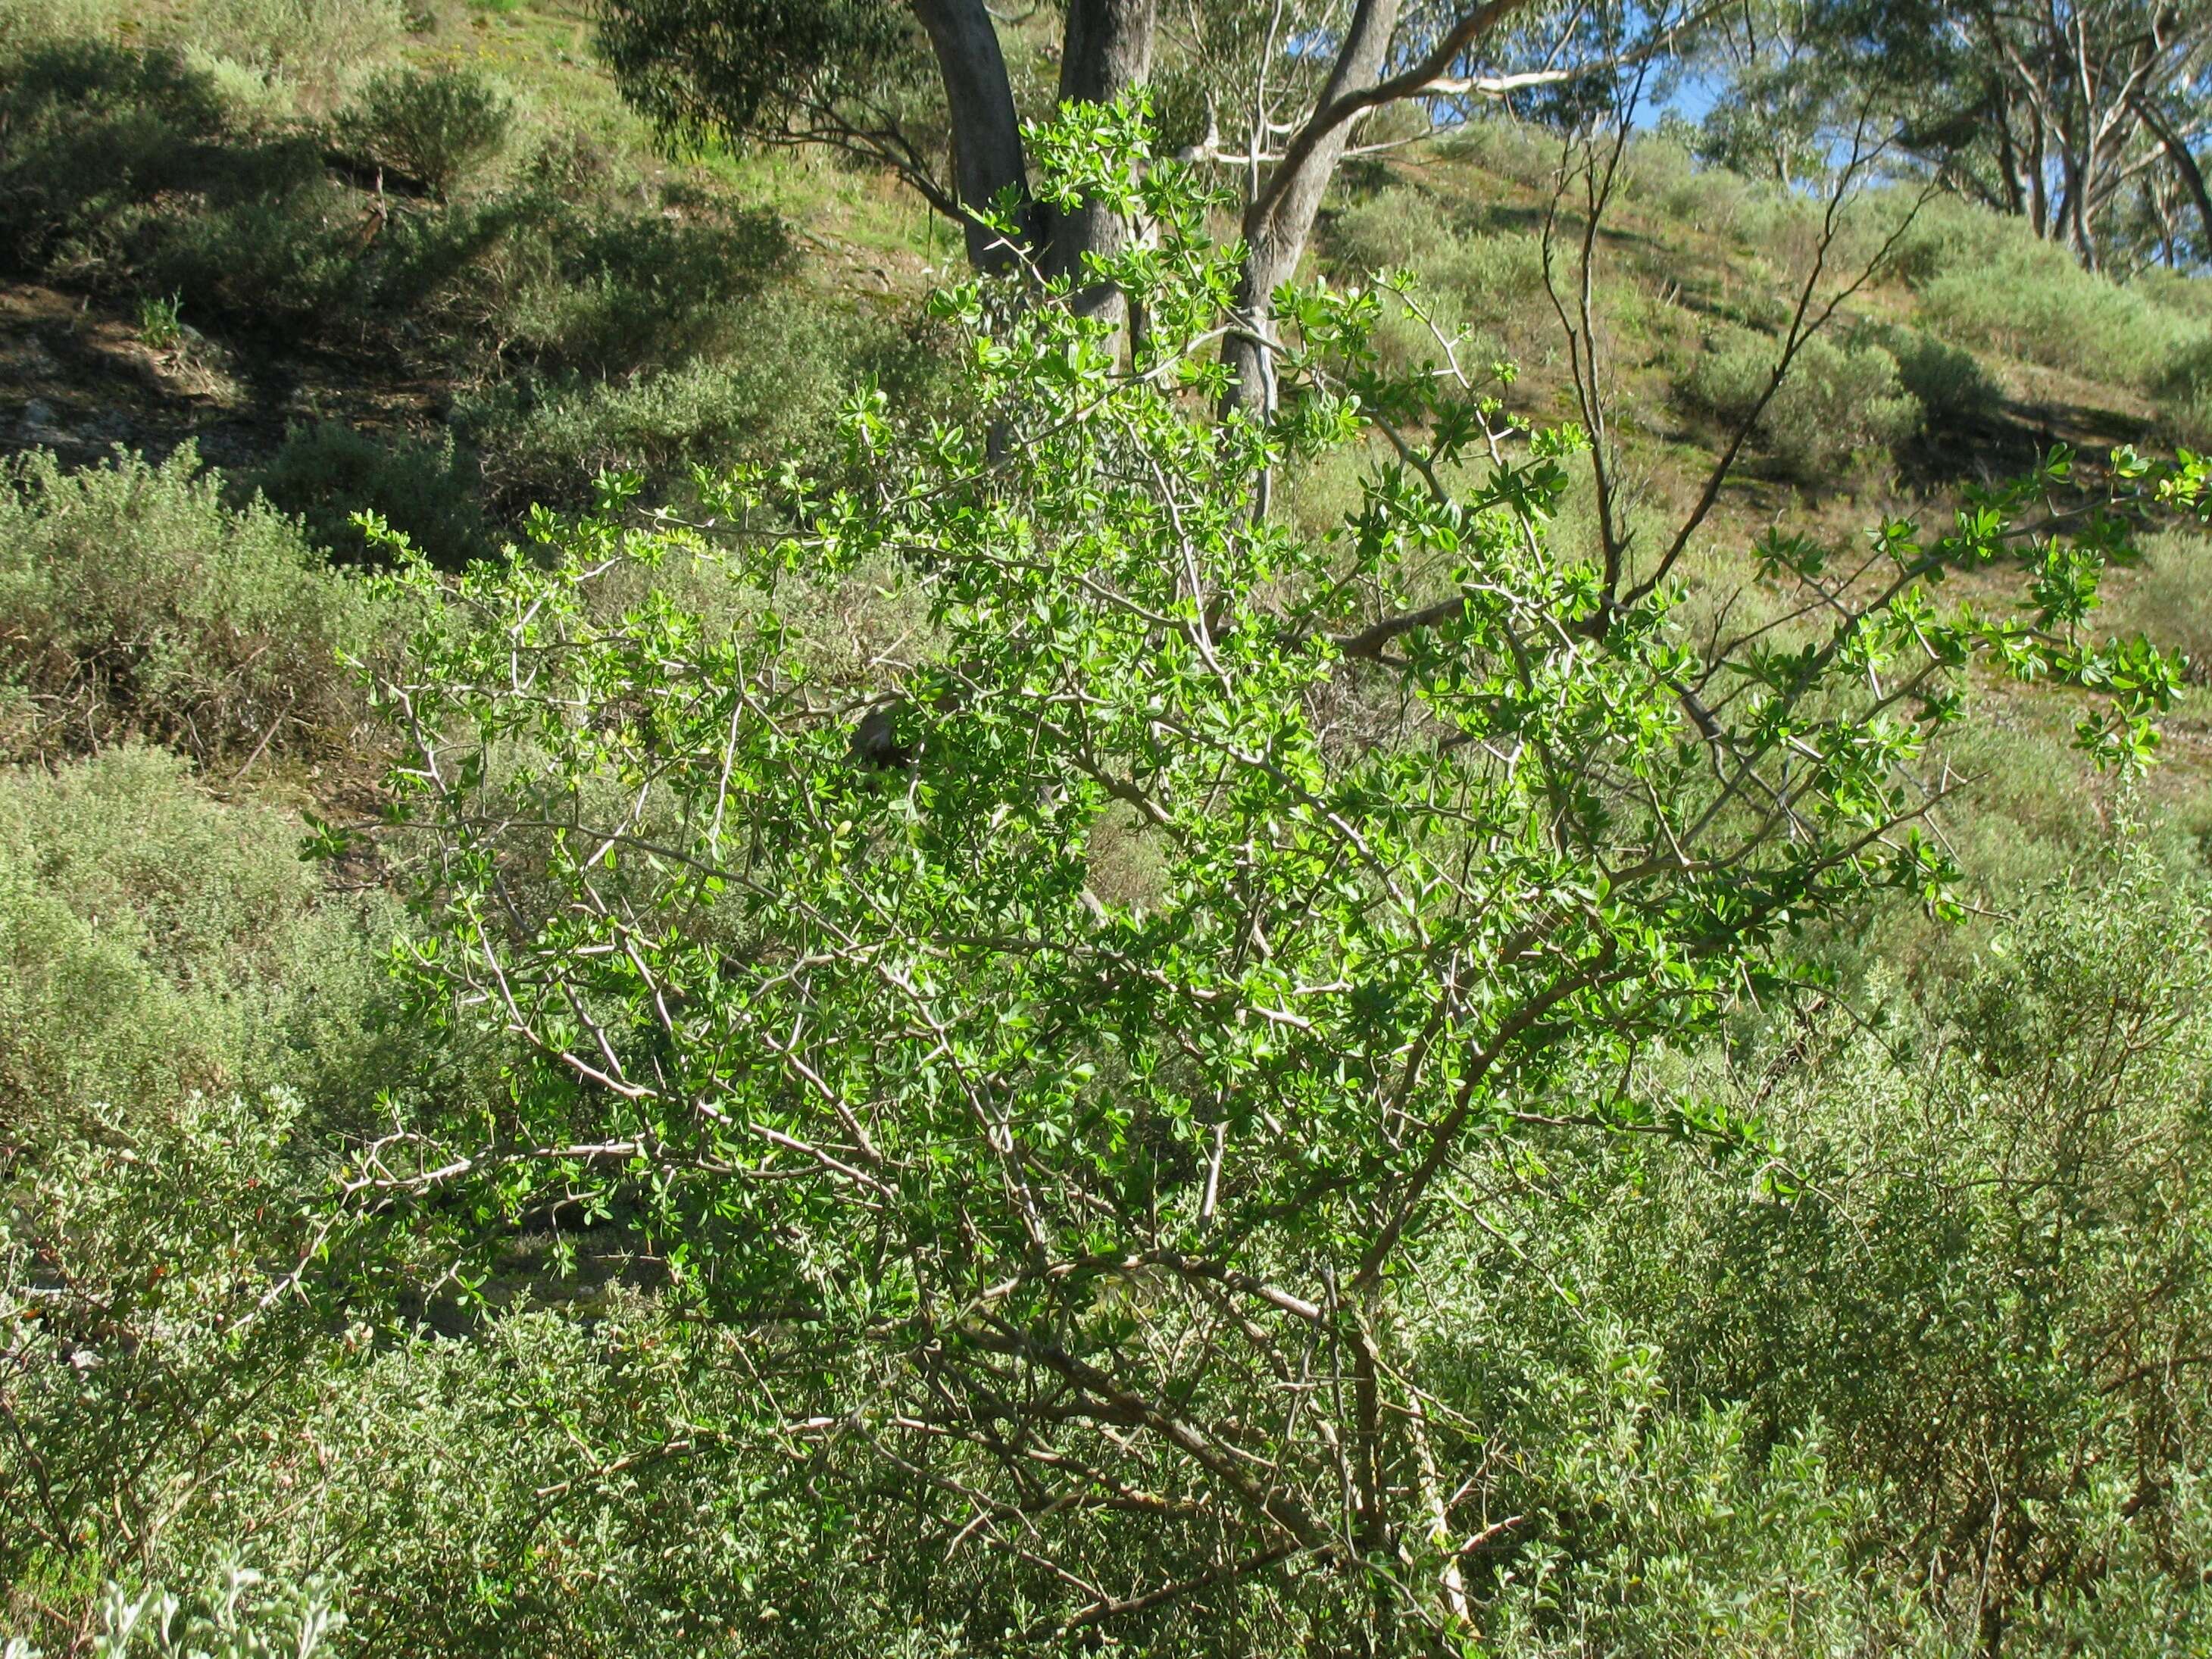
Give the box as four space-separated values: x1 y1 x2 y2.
1304 123 2212 945
0 0 951 538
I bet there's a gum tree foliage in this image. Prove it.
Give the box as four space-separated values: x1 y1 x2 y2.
592 0 1691 407
357 109 2206 1646
1691 0 2212 270
1910 0 2212 270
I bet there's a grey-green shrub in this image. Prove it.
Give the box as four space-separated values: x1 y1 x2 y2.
0 0 401 79
1327 187 1545 325
430 193 796 378
0 1089 346 1653
1320 852 2212 1657
1328 184 1458 275
0 41 236 279
458 308 852 512
0 767 499 1657
0 747 432 1138
1893 197 2192 386
346 178 798 408
0 0 133 49
2139 265 2212 329
253 421 497 567
177 42 300 130
1920 260 2189 387
0 25 803 383
1867 322 2004 428
1435 114 1560 192
1443 230 1548 324
1592 854 2212 1643
0 445 376 763
136 183 364 323
2099 527 2212 680
2156 335 2212 451
1478 1394 1910 1656
0 39 364 323
1686 323 1920 473
337 66 514 196
58 1567 342 1659
181 0 406 108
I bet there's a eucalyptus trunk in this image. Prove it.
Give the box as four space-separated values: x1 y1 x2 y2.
1221 0 1404 419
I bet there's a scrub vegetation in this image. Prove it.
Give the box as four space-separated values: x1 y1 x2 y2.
5 2 2212 1655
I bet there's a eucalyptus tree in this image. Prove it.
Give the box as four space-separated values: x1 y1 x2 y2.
1686 0 1839 186
353 109 2204 1648
1692 0 2212 269
592 0 1701 407
1912 0 2212 267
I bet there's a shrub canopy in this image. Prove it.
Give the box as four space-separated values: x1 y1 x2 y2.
361 109 2210 1645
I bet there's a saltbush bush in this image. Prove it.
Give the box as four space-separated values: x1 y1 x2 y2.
64 1567 344 1659
336 66 514 196
1866 322 2005 428
2139 265 2212 328
0 747 428 1139
184 0 408 108
0 42 236 278
0 40 364 323
0 0 131 51
1435 114 1561 192
0 0 393 70
1328 184 1458 274
1328 188 1546 324
178 41 300 129
253 421 497 567
0 26 805 415
2156 335 2212 451
1442 230 1548 322
1892 197 2192 386
486 199 795 376
0 1088 345 1651
2101 527 2212 681
1411 851 2212 1654
356 182 796 394
458 305 851 511
136 182 366 323
0 445 377 763
1641 858 2212 1641
1686 323 1920 473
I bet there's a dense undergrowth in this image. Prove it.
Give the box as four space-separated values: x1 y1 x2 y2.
5 2 2212 1656
5 489 2209 1651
